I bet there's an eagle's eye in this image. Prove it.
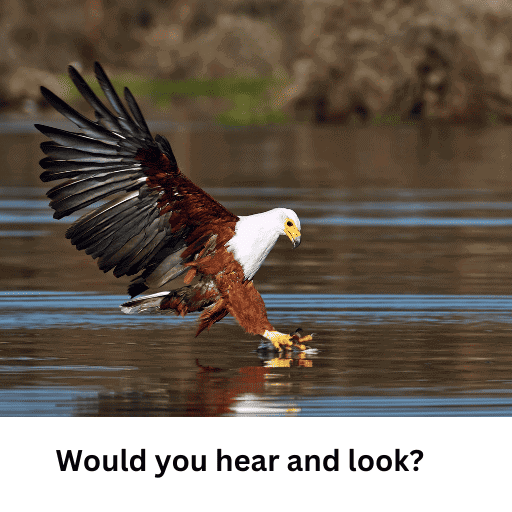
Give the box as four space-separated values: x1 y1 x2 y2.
286 220 293 227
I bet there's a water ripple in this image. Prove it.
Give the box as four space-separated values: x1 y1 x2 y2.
230 394 512 417
2 292 512 328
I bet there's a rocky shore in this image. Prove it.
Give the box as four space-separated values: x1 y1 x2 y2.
2 0 512 123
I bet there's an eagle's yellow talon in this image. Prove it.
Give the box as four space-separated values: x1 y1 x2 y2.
264 330 295 351
263 330 313 352
271 341 283 352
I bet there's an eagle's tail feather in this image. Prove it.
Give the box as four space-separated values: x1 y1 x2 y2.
120 291 169 314
120 281 220 316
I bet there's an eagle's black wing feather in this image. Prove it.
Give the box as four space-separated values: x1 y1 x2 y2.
37 62 237 297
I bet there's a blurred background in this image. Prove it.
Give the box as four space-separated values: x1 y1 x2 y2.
3 1 512 416
3 0 512 125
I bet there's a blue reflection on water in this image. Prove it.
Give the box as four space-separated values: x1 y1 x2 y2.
3 386 512 416
0 387 99 417
308 217 512 226
3 191 512 228
0 230 49 237
5 212 512 227
2 292 512 328
229 395 512 417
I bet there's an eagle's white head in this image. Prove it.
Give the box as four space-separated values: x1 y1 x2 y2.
226 208 302 280
273 207 301 248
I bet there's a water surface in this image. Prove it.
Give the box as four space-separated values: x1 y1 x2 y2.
2 123 512 416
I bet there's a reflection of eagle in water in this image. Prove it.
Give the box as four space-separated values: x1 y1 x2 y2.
37 63 312 351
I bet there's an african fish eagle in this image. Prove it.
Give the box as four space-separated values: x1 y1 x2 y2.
36 62 312 351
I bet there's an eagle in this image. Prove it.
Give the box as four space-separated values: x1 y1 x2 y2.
36 62 312 351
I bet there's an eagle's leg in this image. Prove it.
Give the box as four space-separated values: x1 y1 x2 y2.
219 279 293 351
224 280 307 351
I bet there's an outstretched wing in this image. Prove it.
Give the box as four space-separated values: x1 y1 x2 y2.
37 62 238 297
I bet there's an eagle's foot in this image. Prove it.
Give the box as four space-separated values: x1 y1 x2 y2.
262 329 313 352
262 330 294 351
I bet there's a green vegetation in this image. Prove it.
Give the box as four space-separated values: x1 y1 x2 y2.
57 72 288 126
216 93 288 125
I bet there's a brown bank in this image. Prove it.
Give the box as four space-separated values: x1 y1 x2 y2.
2 0 512 123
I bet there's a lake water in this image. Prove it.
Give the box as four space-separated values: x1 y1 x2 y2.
2 122 512 416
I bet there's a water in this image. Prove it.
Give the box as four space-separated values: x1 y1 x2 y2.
2 122 512 416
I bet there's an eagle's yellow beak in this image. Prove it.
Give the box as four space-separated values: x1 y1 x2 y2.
284 218 301 249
